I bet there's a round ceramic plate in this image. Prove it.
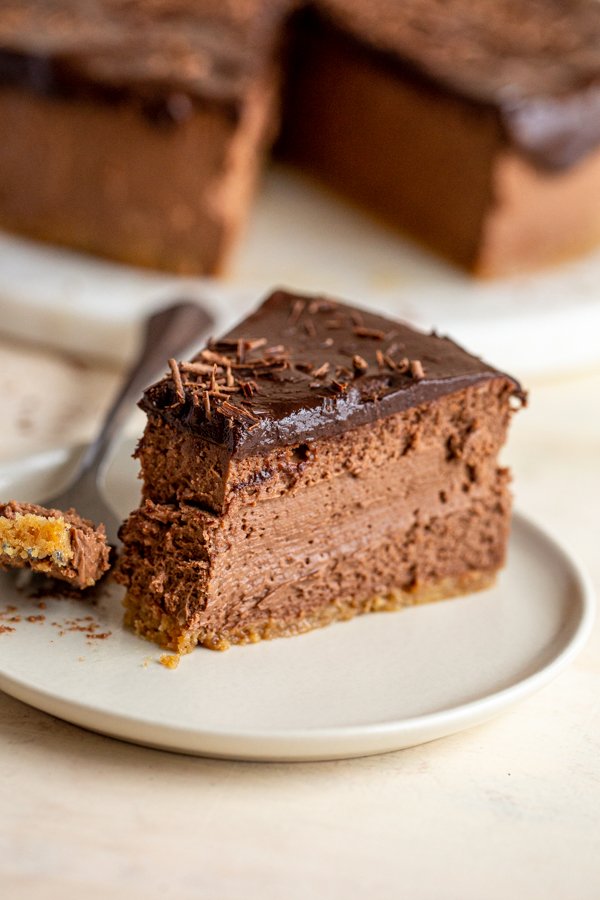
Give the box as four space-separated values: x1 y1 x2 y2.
0 440 594 761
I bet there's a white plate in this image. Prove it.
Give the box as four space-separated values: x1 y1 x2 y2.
2 166 600 376
0 440 594 761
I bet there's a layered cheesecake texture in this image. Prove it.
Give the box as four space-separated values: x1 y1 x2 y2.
2 1 600 275
116 291 525 652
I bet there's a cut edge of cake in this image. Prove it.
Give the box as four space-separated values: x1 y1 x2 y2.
115 289 525 653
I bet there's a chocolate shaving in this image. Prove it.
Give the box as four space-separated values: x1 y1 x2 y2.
331 380 348 393
312 362 330 379
199 349 233 367
352 354 368 374
220 400 259 422
225 365 235 387
376 350 385 369
410 359 425 380
201 356 287 372
245 338 267 352
325 319 343 330
168 358 185 403
350 311 365 327
209 385 238 394
181 361 219 376
217 401 238 419
207 389 235 399
203 391 212 420
239 381 256 398
322 338 334 347
295 362 314 374
308 299 334 314
304 319 317 338
289 299 305 324
353 326 385 340
386 342 404 356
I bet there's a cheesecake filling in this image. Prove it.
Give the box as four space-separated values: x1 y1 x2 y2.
118 400 511 649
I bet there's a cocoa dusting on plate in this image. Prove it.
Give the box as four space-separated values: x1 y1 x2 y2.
0 605 21 628
0 599 111 644
51 616 112 643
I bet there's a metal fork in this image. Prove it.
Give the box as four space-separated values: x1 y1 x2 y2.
39 301 212 545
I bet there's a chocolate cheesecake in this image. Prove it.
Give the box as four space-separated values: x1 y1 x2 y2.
2 1 600 276
0 501 110 588
0 0 289 274
116 290 525 652
280 0 600 276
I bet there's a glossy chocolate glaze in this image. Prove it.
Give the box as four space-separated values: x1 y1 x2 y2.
313 0 600 170
2 1 600 167
0 0 290 116
141 290 523 458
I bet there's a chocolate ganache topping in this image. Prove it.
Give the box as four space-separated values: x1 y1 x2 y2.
2 1 600 167
141 290 524 457
315 0 600 171
0 0 291 117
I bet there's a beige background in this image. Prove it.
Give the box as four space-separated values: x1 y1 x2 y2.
0 336 598 900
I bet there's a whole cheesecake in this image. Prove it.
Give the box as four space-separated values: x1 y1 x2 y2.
1 0 600 276
115 290 525 653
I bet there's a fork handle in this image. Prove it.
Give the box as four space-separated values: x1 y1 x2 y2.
75 301 212 484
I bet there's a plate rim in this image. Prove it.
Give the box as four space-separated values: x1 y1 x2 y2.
0 443 595 760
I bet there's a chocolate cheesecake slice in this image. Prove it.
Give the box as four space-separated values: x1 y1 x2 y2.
116 290 525 652
0 501 110 588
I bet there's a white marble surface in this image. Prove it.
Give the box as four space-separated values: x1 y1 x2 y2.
0 338 599 899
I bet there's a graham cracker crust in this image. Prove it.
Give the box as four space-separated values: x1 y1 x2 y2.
122 569 497 654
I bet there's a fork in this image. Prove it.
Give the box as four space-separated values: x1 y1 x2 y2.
38 301 212 546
